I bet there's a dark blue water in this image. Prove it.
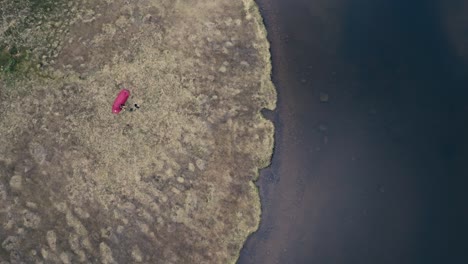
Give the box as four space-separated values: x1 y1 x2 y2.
239 0 468 263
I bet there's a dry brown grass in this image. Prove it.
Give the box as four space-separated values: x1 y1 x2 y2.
0 0 275 263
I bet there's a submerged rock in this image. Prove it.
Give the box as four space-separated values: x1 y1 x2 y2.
320 92 329 102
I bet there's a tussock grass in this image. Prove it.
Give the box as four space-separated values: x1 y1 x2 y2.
0 0 275 263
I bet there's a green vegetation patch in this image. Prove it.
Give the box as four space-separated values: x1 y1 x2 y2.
0 0 74 80
0 45 29 73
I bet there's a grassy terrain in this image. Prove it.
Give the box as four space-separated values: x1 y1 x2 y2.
0 0 275 263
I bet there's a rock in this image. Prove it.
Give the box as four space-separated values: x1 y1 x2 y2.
26 202 38 208
9 175 22 190
188 163 195 172
195 159 205 170
46 230 57 251
218 66 227 73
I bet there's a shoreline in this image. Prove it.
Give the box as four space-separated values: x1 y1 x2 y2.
234 0 278 263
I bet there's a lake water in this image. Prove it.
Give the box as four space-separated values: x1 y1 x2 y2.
239 0 468 263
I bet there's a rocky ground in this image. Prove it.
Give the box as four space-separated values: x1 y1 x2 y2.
0 0 276 263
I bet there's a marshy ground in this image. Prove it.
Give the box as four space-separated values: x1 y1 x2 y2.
0 0 276 263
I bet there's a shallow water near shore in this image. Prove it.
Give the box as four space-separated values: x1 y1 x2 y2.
239 0 468 263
